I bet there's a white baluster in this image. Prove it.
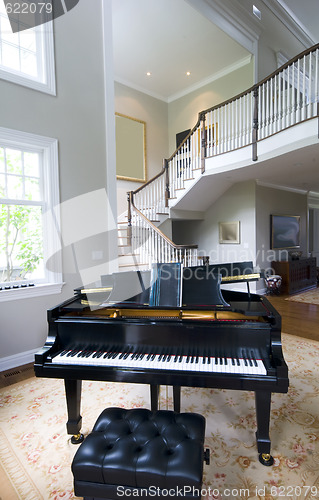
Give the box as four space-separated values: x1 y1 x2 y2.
308 52 312 119
302 55 306 121
291 63 296 125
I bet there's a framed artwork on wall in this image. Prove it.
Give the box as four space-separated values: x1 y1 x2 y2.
219 221 240 244
270 214 300 249
115 113 147 182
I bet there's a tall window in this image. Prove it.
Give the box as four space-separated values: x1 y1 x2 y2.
0 1 55 94
0 127 62 300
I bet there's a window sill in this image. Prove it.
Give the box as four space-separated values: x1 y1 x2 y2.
0 282 64 302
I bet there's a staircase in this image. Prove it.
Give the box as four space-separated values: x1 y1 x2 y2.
117 44 319 271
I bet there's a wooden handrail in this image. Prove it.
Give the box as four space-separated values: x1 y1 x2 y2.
132 168 165 195
130 196 198 251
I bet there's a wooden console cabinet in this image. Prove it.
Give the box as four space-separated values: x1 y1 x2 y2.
272 258 317 295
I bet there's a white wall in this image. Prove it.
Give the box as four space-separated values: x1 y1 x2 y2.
0 0 113 367
115 82 169 215
172 180 257 264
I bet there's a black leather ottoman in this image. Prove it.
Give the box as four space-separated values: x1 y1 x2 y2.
72 407 209 500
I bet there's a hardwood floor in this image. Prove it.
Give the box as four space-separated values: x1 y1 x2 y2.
267 289 319 342
1 289 318 389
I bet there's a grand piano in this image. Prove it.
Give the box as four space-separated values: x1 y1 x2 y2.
34 261 289 466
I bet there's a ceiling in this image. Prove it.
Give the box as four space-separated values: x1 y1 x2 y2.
112 0 319 195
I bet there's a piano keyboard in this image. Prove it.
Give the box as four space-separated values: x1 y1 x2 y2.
52 348 267 376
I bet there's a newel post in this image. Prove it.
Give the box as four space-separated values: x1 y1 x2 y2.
200 112 207 174
127 191 133 244
252 86 259 161
163 158 170 207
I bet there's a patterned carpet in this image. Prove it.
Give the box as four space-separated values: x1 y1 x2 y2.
0 333 319 500
285 287 319 305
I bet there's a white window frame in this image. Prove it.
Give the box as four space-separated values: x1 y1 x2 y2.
0 8 56 95
0 127 63 301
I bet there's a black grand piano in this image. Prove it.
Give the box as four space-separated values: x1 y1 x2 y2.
34 261 289 466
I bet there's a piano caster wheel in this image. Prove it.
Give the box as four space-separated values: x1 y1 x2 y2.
71 433 84 444
259 453 274 466
204 448 210 465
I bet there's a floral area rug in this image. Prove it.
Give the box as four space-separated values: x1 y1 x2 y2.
0 333 319 500
285 287 319 305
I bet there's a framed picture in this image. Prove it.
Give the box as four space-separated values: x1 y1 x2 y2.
219 221 240 244
270 214 300 249
115 113 147 182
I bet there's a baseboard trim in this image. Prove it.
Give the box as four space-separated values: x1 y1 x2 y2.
0 348 40 372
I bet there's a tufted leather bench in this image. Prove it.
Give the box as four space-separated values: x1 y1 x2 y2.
72 407 209 499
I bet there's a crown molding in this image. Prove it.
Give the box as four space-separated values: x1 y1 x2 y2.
256 180 308 195
168 55 252 103
114 76 168 103
260 0 315 48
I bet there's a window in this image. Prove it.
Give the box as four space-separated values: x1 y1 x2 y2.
0 127 62 301
0 1 55 94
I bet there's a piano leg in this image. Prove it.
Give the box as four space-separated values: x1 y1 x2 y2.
255 390 274 466
150 384 159 411
173 385 181 412
64 379 84 444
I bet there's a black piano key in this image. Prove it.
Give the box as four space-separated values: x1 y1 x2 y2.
70 350 80 357
251 350 258 367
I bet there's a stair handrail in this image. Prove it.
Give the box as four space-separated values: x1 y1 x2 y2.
128 191 198 251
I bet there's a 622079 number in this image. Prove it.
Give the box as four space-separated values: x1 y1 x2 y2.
5 2 53 15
